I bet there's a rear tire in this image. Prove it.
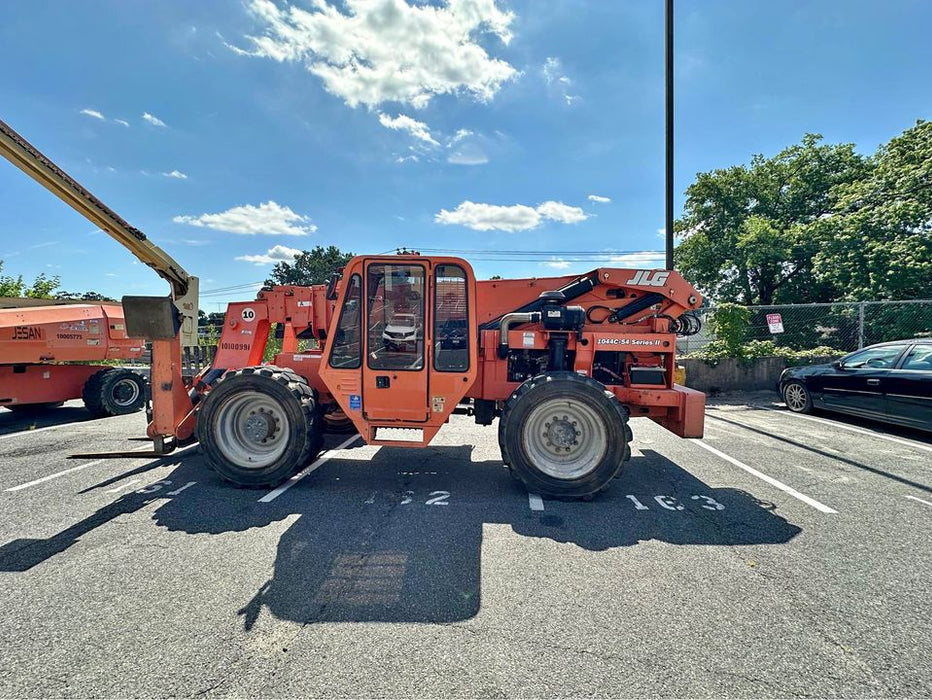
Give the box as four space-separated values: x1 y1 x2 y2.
499 372 629 499
782 380 813 413
197 366 323 487
82 368 147 417
323 408 357 434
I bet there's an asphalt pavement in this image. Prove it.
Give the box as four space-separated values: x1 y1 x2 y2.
0 393 929 698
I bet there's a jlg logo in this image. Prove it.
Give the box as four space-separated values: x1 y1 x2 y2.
625 270 670 287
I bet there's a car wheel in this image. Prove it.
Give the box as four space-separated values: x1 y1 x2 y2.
783 381 813 414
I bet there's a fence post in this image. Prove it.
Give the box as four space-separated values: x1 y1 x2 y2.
858 302 865 349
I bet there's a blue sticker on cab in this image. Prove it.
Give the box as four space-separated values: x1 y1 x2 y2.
349 394 361 411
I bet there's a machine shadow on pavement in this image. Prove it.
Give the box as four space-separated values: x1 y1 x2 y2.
0 405 99 436
0 440 801 628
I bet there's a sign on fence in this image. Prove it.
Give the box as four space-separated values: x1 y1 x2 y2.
766 313 785 334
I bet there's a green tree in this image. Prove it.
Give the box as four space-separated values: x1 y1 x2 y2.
265 246 353 287
54 290 116 302
675 134 869 304
812 120 932 300
0 260 61 299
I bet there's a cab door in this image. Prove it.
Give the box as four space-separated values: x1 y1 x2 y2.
362 260 429 422
884 344 932 429
821 344 908 417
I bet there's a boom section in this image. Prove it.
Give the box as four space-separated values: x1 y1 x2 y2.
0 118 198 347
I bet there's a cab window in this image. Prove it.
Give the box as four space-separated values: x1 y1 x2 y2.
367 263 425 371
327 274 362 369
842 345 906 369
434 264 469 372
900 346 932 371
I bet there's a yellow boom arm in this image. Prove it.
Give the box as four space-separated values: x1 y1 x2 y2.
0 117 198 347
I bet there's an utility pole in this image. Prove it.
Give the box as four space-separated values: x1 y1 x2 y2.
665 0 675 270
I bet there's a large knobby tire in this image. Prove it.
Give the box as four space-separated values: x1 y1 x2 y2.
82 368 147 417
499 372 629 499
782 380 813 414
197 366 323 487
322 408 358 434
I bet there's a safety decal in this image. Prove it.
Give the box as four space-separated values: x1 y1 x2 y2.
349 394 362 411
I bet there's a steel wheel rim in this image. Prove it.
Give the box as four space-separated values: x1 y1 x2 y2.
522 397 608 480
785 383 807 411
213 391 291 469
111 378 141 407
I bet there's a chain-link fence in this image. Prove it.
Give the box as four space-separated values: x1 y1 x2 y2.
678 300 932 354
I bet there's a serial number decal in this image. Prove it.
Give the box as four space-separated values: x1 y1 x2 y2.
56 333 83 340
596 338 663 346
220 342 251 351
11 326 42 340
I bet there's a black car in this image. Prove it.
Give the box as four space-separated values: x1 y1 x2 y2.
778 339 932 432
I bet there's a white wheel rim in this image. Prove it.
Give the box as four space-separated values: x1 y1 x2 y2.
213 391 291 469
522 397 608 480
785 383 807 411
111 378 141 407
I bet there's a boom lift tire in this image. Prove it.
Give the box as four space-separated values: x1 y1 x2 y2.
82 368 147 418
499 372 629 499
197 366 323 487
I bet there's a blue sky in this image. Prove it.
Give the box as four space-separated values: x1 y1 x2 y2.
1 0 930 310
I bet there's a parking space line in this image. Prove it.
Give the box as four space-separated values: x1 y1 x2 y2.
905 495 932 508
757 406 932 454
0 423 81 442
106 479 141 493
528 493 544 511
4 443 198 493
258 435 361 503
694 440 837 514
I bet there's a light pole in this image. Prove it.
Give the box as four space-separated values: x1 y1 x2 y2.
665 0 675 270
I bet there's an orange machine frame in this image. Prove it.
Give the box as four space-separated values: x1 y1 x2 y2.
156 256 704 449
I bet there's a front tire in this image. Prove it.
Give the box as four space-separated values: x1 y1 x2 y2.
499 372 629 499
197 366 323 487
82 368 147 417
783 380 813 413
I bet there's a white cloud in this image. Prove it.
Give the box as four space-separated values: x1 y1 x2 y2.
395 155 420 164
588 194 611 204
378 113 439 146
80 109 105 120
142 112 167 127
173 201 315 236
449 129 474 145
609 251 666 267
435 200 588 232
236 244 303 265
230 0 518 109
435 201 541 232
542 57 579 105
536 200 588 224
114 119 130 127
447 146 489 166
163 170 188 179
544 258 571 269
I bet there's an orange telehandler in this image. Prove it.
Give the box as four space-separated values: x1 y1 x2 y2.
0 117 704 499
0 301 147 416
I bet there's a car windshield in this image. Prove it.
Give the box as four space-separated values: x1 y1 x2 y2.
390 314 416 326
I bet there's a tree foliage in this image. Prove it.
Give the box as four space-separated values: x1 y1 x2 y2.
265 246 354 287
0 260 61 299
675 134 869 304
811 120 932 300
